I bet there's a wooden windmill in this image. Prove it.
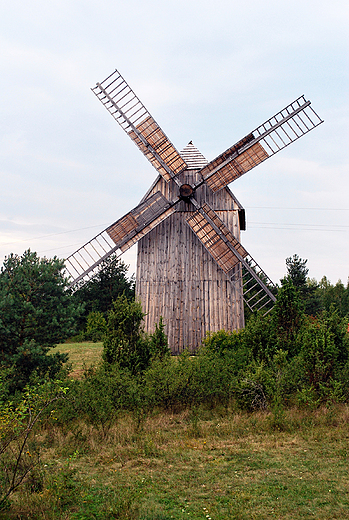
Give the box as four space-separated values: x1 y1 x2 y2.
65 69 323 353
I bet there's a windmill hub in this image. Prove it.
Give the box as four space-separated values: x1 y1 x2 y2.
179 183 194 201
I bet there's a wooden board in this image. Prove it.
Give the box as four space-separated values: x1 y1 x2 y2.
205 142 269 192
136 169 244 353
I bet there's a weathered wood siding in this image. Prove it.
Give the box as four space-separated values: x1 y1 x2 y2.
136 169 244 354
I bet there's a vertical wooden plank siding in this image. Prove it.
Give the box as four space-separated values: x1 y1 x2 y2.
136 169 244 353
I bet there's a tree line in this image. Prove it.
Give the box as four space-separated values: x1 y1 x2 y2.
1 250 349 397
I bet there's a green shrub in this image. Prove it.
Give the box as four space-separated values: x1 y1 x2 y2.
0 380 69 508
85 311 107 342
243 312 277 362
149 317 170 361
103 296 150 375
236 362 272 411
143 351 194 412
67 365 142 437
299 314 346 392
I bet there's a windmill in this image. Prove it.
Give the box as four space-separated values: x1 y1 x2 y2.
65 69 323 353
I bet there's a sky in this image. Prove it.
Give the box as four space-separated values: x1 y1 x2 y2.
1 0 348 286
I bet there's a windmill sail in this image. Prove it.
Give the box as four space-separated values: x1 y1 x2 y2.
92 70 187 182
65 192 177 288
199 96 323 192
186 203 276 314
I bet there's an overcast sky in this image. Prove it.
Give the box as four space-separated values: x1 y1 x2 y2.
1 0 348 285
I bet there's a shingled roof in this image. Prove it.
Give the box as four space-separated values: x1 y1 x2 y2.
180 141 208 170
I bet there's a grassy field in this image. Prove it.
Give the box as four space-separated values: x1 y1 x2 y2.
6 406 349 519
10 342 348 519
54 341 103 377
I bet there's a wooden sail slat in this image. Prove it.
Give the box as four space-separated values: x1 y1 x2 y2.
200 95 323 192
201 203 248 259
186 211 240 273
129 116 186 179
199 133 254 178
92 70 187 182
106 213 138 245
205 142 269 191
120 205 177 252
106 191 173 247
65 191 176 289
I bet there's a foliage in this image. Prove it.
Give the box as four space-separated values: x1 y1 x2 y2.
149 317 170 360
84 311 107 342
317 276 349 317
237 363 270 411
143 351 195 412
285 254 309 291
241 313 276 362
284 254 323 315
298 311 349 394
0 380 68 508
73 255 135 329
65 365 142 437
0 250 81 392
103 295 150 374
202 329 243 357
272 278 304 357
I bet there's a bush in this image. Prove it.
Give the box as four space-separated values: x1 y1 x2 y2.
61 365 142 437
103 296 150 375
149 317 170 360
242 314 277 363
84 311 107 342
0 380 69 508
143 351 194 412
296 311 349 400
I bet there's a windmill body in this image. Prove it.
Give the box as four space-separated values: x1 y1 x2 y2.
64 69 323 353
137 143 244 353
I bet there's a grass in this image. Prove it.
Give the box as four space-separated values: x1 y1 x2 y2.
7 342 348 518
53 341 103 377
4 407 349 519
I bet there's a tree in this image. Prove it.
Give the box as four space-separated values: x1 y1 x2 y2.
149 317 170 360
317 277 349 318
272 278 304 357
284 254 321 315
103 295 150 374
285 254 309 290
0 250 81 392
72 255 135 330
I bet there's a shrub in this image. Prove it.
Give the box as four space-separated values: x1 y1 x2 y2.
0 380 69 508
143 351 194 412
85 311 107 342
149 317 170 360
65 365 142 437
103 296 150 375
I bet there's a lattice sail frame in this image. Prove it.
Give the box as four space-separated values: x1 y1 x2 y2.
65 192 177 287
186 203 276 314
198 96 323 192
91 70 187 182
